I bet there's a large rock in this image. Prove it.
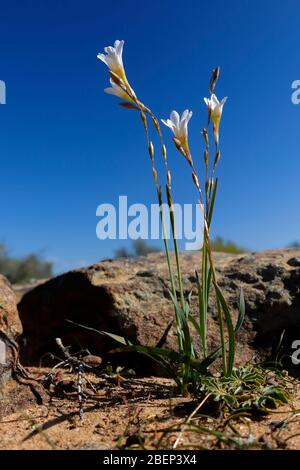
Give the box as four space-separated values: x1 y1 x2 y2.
0 275 22 391
17 250 300 372
0 275 22 337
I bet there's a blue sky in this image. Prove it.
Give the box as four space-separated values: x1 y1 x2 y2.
0 0 299 272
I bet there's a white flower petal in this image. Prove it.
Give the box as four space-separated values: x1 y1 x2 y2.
104 87 125 99
161 119 175 132
104 87 116 95
98 40 126 80
104 79 128 99
185 110 193 124
104 46 115 54
211 94 219 104
162 110 192 154
210 94 220 112
97 53 108 64
177 110 192 139
170 110 180 128
166 119 175 128
181 109 190 121
115 40 124 57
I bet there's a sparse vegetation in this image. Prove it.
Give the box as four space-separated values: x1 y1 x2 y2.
115 239 159 259
0 243 52 283
211 236 247 254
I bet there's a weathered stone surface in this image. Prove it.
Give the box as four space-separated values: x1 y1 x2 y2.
17 249 300 372
0 275 22 391
0 275 22 337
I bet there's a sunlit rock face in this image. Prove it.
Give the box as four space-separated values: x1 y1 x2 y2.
0 274 22 392
16 249 300 375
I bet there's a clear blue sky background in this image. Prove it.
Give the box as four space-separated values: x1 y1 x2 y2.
0 0 299 273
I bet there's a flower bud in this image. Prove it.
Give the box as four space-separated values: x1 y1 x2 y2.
148 141 154 159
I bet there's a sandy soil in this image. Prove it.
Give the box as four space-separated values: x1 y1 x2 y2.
1 368 300 450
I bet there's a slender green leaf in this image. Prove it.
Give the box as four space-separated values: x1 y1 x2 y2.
206 268 212 304
66 320 132 346
188 314 202 336
169 290 192 357
207 177 218 228
274 329 285 357
68 320 182 384
199 346 222 370
155 320 173 348
115 344 184 363
115 344 181 385
214 285 235 376
195 270 207 357
236 288 245 332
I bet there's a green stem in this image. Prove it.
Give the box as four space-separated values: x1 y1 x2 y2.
138 110 183 356
205 230 227 374
158 193 183 353
157 191 176 298
200 242 208 358
150 112 186 312
139 107 189 392
172 224 185 310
